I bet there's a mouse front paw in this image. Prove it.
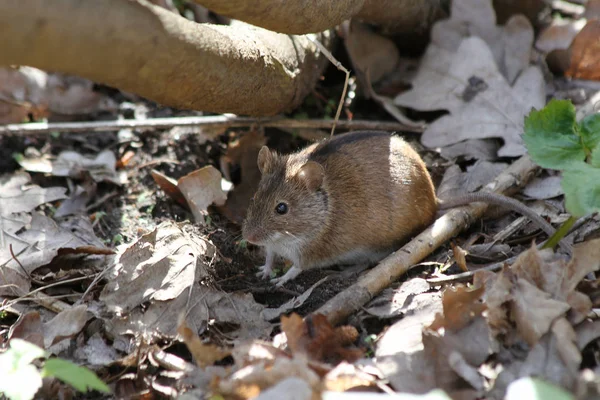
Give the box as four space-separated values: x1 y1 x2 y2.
256 264 272 280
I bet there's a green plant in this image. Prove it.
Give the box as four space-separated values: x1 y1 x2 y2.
523 99 600 247
0 339 110 400
506 377 574 400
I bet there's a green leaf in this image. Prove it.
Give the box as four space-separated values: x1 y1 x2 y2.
523 100 584 169
562 161 600 217
0 340 46 400
591 144 600 168
42 358 110 394
506 377 574 400
579 112 600 153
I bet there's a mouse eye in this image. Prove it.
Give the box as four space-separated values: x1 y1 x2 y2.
275 202 288 215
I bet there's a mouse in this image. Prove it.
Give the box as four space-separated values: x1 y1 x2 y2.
242 130 556 287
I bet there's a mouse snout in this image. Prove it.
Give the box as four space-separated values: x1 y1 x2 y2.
242 224 264 245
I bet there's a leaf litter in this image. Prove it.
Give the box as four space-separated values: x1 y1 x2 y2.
395 0 543 157
2 0 600 398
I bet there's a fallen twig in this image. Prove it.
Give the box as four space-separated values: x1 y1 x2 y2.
315 155 541 325
0 116 423 135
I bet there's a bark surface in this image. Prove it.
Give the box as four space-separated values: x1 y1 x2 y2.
0 0 330 116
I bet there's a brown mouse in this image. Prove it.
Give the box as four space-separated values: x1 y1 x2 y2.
242 131 437 286
242 131 558 287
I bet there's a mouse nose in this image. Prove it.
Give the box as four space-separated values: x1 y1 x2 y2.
242 228 259 244
245 233 257 244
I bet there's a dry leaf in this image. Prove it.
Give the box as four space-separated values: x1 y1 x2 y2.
281 313 363 364
262 277 328 321
535 18 586 52
43 305 91 348
323 362 378 392
7 311 44 348
450 243 468 272
430 285 486 332
73 333 119 367
218 130 266 224
437 161 508 200
343 20 400 84
364 278 431 319
178 166 227 223
218 357 320 399
0 67 49 123
177 318 230 367
566 20 600 81
397 37 543 157
151 169 188 207
396 0 542 157
1 191 108 297
523 175 564 200
585 0 600 19
100 221 272 342
511 279 570 346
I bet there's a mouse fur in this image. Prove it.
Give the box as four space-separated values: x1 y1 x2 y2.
242 131 437 286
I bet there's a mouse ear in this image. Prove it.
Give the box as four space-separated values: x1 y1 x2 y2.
257 146 276 174
297 161 324 191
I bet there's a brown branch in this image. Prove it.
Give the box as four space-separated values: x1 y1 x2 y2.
0 0 330 116
356 0 447 34
0 116 423 135
192 0 365 34
315 155 540 325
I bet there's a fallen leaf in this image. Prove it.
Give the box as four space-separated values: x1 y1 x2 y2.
535 18 587 52
262 277 328 321
45 74 117 115
585 0 600 19
178 166 228 223
323 362 379 392
396 0 542 157
397 37 544 157
0 66 49 123
566 20 600 81
73 333 119 367
511 279 570 346
218 357 320 399
0 172 67 217
343 20 400 84
522 175 564 200
450 243 468 272
151 169 188 207
100 221 214 313
0 67 116 123
281 313 363 364
43 305 91 348
218 130 266 224
254 377 314 400
18 150 127 185
7 311 44 348
439 139 501 161
430 285 486 332
100 221 272 342
363 278 431 319
177 318 230 367
437 161 507 201
54 177 97 218
374 291 442 393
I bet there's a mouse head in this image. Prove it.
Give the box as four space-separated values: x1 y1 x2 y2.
242 146 328 248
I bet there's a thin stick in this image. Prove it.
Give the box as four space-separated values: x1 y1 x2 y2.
308 36 351 137
314 155 540 325
0 116 422 135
